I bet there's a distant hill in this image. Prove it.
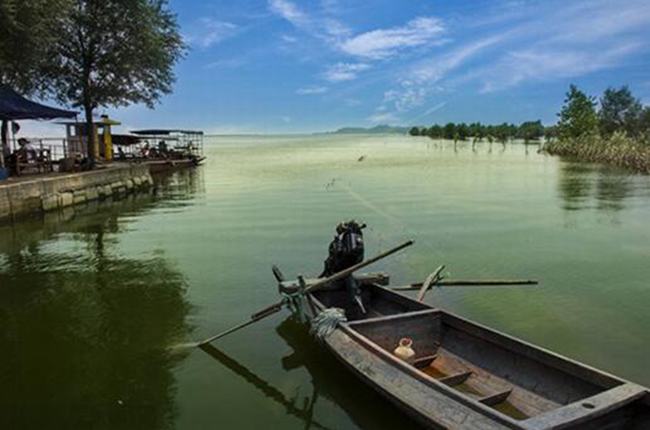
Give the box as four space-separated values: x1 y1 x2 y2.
325 125 409 135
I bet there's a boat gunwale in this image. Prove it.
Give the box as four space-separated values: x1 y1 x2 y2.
308 283 646 429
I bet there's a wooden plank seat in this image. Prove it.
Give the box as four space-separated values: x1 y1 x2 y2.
439 370 473 386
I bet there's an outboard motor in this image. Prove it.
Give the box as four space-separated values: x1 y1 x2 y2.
320 220 366 313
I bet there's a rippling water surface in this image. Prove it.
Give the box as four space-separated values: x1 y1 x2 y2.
1 134 649 429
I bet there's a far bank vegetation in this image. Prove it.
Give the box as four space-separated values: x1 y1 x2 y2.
409 85 650 173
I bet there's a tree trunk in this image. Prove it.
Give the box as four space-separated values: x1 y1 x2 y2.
0 120 7 169
84 102 96 162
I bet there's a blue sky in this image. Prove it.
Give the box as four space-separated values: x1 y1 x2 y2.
25 0 650 134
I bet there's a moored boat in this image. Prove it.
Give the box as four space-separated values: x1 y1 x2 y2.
277 275 650 429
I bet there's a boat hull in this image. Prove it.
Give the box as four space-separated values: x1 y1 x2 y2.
307 282 650 430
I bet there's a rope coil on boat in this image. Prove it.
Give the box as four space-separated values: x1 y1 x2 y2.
310 308 347 340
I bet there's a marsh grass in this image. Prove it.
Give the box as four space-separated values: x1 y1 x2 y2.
545 132 650 174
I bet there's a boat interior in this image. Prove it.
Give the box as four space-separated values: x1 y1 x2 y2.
311 283 650 428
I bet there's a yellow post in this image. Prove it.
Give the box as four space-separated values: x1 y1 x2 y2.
100 115 120 161
103 122 113 161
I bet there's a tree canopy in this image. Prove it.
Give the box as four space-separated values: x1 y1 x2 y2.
0 0 71 94
599 86 643 137
557 85 599 140
44 0 185 141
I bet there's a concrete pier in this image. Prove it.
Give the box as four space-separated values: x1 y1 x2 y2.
0 165 154 222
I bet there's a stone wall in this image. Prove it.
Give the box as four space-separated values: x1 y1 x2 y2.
0 165 153 222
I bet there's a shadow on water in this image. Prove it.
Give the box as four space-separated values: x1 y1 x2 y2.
200 316 424 430
0 170 203 429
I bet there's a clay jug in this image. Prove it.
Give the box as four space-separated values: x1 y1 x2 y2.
393 337 415 362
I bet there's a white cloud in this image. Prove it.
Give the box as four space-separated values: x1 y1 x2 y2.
281 34 298 43
268 0 310 27
296 86 328 95
188 19 239 49
409 36 503 85
322 63 370 82
339 17 446 59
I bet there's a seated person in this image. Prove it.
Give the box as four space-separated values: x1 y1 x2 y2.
17 138 36 162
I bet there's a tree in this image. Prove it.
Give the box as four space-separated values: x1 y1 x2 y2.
640 108 650 138
517 120 544 142
557 85 599 140
456 123 469 141
443 123 456 140
0 0 71 94
427 124 442 139
408 126 420 136
44 0 185 159
599 86 643 137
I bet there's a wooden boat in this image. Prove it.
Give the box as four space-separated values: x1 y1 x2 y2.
280 274 650 429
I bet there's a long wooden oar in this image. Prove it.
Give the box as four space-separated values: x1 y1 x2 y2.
393 278 538 291
198 239 414 346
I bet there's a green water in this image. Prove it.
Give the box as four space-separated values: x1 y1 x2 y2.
1 134 649 429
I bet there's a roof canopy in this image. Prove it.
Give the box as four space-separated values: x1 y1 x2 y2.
0 85 77 121
131 129 204 136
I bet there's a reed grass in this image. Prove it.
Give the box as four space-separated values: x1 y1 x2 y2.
545 132 650 174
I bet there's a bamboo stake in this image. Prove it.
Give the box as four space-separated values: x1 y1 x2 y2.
198 240 414 346
416 265 445 302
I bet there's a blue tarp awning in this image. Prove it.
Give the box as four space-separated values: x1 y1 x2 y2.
0 85 77 121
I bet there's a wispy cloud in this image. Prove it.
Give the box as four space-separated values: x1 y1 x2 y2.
187 18 239 49
296 86 328 95
268 0 349 41
479 43 644 93
339 17 447 60
268 0 309 27
377 0 650 118
204 58 247 70
323 63 370 82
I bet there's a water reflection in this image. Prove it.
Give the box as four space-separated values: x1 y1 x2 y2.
557 163 594 211
200 316 423 430
557 162 637 216
0 171 200 429
595 171 631 213
200 343 333 430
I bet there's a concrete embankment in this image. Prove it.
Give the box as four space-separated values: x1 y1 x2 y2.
0 165 154 223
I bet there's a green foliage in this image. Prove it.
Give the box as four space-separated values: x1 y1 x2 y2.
443 123 456 140
599 86 643 137
517 120 544 142
557 85 599 140
43 0 186 132
410 120 545 143
0 0 72 94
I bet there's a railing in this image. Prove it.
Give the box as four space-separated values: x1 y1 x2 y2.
19 137 88 161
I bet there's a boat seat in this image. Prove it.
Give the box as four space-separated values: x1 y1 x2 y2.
413 354 438 368
478 389 513 406
439 371 473 386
